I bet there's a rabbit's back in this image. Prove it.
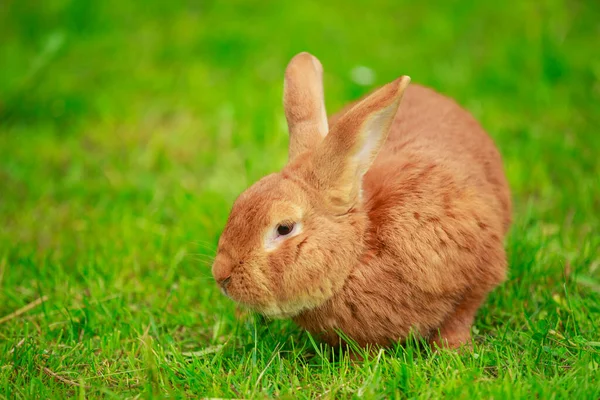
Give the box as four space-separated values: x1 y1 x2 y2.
377 84 511 231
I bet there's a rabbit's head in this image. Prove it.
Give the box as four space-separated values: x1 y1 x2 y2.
212 53 410 318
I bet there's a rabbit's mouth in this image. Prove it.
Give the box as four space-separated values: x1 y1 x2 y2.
220 285 231 299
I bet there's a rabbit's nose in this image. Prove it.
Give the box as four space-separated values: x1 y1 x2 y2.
212 257 232 286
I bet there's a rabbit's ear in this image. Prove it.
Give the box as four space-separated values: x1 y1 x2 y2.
313 76 411 205
284 52 329 161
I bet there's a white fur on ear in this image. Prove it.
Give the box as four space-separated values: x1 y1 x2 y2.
354 99 401 176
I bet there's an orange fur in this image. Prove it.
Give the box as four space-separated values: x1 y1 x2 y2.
212 53 511 349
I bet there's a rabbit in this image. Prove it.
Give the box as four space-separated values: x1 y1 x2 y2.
212 52 511 349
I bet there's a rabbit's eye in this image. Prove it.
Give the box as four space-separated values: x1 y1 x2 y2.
277 223 295 236
265 221 302 251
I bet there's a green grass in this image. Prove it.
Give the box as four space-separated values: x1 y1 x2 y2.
1 0 599 398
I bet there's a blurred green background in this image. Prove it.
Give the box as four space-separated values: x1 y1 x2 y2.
1 0 599 398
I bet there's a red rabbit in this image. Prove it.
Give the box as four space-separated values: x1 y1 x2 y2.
212 52 511 349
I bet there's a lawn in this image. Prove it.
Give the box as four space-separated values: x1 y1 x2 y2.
1 0 599 398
